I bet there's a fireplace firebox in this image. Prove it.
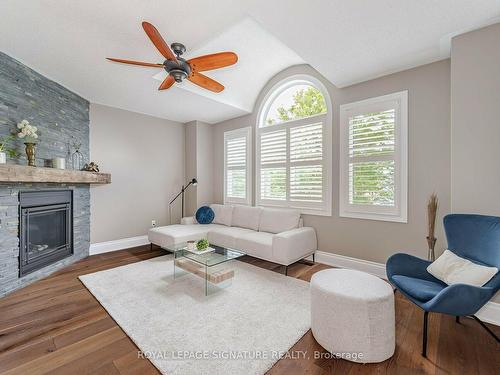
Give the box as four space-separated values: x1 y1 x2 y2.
19 190 73 276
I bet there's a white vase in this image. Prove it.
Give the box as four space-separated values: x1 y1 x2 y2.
0 152 6 164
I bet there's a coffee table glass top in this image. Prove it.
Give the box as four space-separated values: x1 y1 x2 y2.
165 242 245 267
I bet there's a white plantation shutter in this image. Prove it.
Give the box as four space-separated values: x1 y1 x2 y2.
224 127 252 205
340 91 408 222
257 113 330 213
290 123 323 202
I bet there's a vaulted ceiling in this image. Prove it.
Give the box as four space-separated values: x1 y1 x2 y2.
0 0 499 123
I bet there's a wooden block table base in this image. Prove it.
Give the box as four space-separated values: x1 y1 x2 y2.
175 258 235 284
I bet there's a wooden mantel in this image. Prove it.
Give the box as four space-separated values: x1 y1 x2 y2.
0 164 111 184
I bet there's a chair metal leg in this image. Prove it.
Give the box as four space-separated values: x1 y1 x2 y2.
312 253 315 263
456 316 460 324
422 311 429 357
472 316 500 343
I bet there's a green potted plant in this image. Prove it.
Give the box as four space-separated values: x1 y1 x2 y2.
0 135 19 164
196 239 209 251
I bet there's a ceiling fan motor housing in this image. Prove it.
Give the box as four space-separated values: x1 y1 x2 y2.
163 57 192 82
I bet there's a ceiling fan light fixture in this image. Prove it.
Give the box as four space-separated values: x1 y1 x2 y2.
169 69 188 83
106 22 238 93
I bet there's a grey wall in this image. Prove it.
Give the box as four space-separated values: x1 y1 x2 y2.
89 104 184 243
213 61 451 264
184 121 198 217
451 23 500 304
195 121 214 208
0 52 90 297
451 23 500 215
183 120 214 218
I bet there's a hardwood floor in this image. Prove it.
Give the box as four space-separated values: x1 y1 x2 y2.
0 246 498 374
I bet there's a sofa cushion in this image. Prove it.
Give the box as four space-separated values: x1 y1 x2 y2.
208 226 254 249
235 231 274 260
210 204 233 226
259 207 301 234
232 205 261 230
148 224 215 248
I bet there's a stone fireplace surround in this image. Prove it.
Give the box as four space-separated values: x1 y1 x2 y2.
0 51 91 297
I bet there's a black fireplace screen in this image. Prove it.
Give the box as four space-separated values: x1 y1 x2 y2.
19 190 73 276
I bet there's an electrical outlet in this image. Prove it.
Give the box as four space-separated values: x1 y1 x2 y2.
151 220 157 227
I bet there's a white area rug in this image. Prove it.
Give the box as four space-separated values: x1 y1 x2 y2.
79 256 311 375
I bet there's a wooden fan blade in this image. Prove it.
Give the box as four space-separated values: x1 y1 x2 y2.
106 58 163 68
142 21 177 61
188 72 224 93
158 75 175 90
188 52 238 72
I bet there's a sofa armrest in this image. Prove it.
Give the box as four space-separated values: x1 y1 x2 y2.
272 227 317 266
180 216 197 225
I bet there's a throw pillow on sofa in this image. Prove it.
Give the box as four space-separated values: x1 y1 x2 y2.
427 249 498 287
195 206 215 224
210 204 233 226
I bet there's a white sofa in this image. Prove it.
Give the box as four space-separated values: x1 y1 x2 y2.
148 204 317 269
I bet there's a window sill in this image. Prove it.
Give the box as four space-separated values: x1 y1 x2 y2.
339 210 407 223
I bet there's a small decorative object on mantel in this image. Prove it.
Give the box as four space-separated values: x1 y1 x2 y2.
83 162 99 172
71 141 83 170
16 120 39 167
51 157 66 170
0 135 19 164
426 193 439 261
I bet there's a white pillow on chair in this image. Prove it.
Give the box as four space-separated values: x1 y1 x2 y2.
427 250 498 287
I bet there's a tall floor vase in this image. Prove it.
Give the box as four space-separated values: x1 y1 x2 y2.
25 142 36 167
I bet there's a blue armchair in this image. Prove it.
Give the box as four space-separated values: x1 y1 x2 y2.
387 214 500 357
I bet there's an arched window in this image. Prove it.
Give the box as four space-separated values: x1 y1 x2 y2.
256 75 332 215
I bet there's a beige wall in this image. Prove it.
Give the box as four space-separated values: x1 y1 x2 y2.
451 23 500 215
213 61 451 264
89 104 185 243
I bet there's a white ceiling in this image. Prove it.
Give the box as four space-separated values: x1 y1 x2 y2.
0 0 499 124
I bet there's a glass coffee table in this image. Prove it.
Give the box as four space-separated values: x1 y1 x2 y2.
164 243 245 295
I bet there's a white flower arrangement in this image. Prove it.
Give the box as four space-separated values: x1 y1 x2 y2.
17 119 39 143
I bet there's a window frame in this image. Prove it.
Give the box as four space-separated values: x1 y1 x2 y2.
223 126 252 205
339 90 408 223
256 75 332 216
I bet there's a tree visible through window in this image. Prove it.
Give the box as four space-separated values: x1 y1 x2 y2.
265 85 327 126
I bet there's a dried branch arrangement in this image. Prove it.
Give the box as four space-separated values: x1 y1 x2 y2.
426 193 438 260
427 194 438 240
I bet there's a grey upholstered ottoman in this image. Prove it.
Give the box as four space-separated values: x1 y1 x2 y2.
310 269 395 363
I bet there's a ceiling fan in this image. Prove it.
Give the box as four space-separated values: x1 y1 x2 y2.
107 21 238 93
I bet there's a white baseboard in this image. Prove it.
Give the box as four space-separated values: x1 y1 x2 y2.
315 250 499 326
89 235 149 255
315 251 387 279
